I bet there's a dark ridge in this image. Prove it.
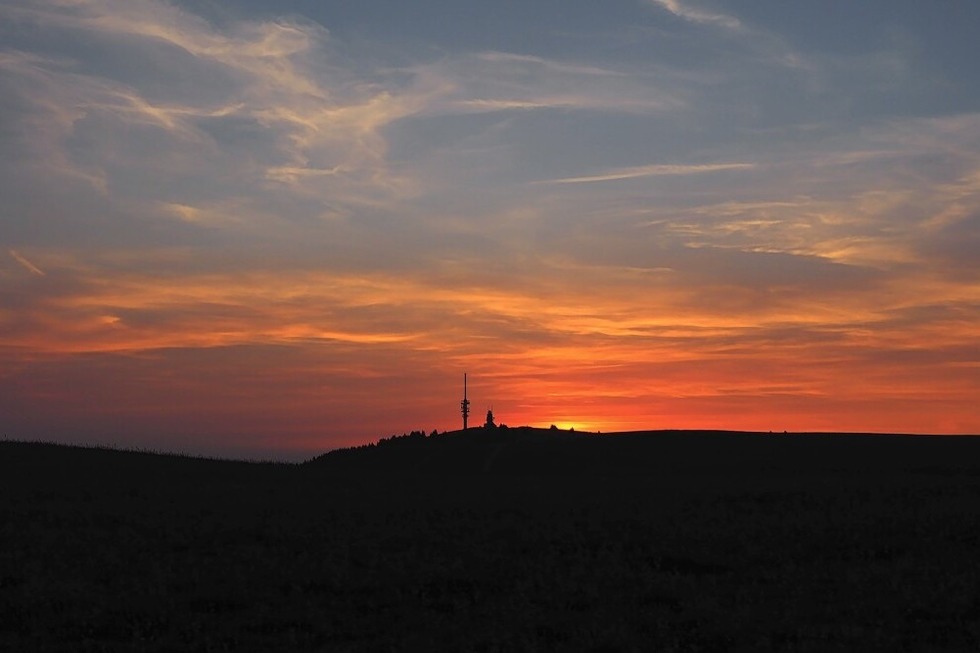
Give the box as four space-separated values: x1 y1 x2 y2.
6 431 980 651
304 427 980 476
0 439 291 489
0 438 284 463
7 430 980 478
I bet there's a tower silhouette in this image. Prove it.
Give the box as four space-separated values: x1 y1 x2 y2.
460 373 471 430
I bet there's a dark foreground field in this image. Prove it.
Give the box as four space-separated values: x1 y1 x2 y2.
4 430 980 651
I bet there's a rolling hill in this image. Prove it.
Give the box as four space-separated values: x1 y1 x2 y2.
4 431 980 651
306 426 980 476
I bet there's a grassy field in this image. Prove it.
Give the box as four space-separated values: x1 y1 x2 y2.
4 431 980 651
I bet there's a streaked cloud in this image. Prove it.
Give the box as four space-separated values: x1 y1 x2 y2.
411 51 678 118
647 0 741 30
545 162 755 184
9 249 45 276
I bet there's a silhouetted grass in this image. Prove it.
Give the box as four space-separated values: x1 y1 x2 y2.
4 432 980 651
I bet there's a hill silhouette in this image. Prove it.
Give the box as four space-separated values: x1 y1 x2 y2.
307 427 980 476
5 431 980 651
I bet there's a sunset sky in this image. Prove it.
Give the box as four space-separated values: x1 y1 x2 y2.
2 0 978 460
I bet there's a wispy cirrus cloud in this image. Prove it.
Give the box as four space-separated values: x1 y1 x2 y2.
647 0 741 30
9 249 46 276
411 50 679 117
0 0 434 241
474 52 629 78
543 162 756 184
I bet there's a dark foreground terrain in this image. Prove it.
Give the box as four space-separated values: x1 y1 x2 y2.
4 429 980 651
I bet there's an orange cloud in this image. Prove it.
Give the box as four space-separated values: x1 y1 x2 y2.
2 248 977 459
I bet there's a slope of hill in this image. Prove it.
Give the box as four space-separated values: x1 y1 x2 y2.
5 433 980 651
306 427 980 476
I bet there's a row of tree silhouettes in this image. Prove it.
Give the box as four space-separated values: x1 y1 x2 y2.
331 422 522 455
323 417 593 459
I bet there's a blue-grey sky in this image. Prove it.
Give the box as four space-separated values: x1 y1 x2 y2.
2 0 978 459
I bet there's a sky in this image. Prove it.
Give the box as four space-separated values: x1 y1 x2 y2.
2 0 978 461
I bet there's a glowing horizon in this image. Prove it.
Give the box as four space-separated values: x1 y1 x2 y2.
2 1 978 460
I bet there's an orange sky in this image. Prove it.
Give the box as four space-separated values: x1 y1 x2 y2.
3 248 977 459
2 1 979 460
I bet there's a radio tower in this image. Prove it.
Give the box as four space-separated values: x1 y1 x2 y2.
461 373 471 430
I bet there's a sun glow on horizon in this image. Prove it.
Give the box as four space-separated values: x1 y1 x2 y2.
531 421 599 433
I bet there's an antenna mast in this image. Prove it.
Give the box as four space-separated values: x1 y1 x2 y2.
461 373 471 430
